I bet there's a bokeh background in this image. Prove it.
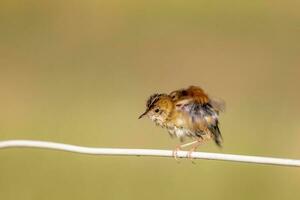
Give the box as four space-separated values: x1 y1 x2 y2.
0 1 300 199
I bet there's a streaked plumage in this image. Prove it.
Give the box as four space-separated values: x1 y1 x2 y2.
169 86 224 146
139 86 225 157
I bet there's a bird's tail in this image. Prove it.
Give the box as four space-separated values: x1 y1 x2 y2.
209 122 223 147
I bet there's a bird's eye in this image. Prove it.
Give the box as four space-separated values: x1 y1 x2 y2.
155 109 160 113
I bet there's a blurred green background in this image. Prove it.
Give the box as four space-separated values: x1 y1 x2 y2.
0 0 299 199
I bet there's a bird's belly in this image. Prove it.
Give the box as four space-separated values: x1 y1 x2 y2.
167 126 193 139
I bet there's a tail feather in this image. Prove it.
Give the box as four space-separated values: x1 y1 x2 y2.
208 122 223 147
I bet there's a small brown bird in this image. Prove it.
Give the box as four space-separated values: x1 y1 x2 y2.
139 86 225 159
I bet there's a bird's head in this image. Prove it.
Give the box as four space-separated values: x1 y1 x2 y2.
139 93 173 126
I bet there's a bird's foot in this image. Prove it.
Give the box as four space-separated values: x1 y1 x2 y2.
172 145 182 162
187 147 196 159
187 146 198 164
187 140 202 163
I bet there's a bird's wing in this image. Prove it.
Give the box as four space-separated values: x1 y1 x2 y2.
185 86 225 112
209 97 226 113
186 86 210 104
169 86 209 104
176 100 222 145
180 102 219 127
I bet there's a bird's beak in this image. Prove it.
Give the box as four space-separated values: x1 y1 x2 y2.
138 110 149 119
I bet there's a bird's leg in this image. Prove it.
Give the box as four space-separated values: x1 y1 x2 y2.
172 140 199 161
180 140 200 148
187 139 203 160
187 131 211 160
172 144 182 161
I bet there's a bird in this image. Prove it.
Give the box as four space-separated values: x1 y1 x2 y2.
139 86 225 159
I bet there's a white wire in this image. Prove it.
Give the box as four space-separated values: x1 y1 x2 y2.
0 140 299 167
